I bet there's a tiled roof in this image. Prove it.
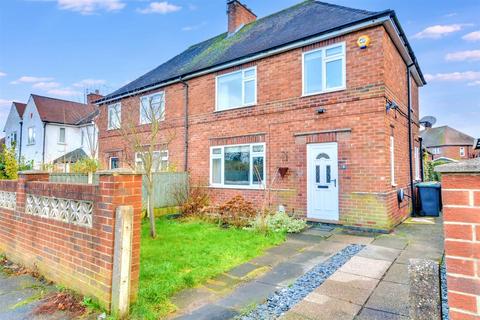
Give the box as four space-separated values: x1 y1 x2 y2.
421 126 475 147
52 148 88 163
31 94 97 125
102 0 396 101
13 102 26 119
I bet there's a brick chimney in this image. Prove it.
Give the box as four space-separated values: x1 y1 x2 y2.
227 0 256 34
86 90 103 104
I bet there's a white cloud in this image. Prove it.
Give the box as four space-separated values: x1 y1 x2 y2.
425 71 480 82
463 31 480 41
0 98 12 107
446 50 480 61
413 24 465 39
32 81 61 89
137 1 181 14
58 0 125 15
47 88 82 96
73 78 106 87
11 76 54 84
0 72 6 77
468 80 480 86
182 22 206 31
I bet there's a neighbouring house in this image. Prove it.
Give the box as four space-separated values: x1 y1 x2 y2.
2 93 100 170
420 125 478 162
95 0 426 230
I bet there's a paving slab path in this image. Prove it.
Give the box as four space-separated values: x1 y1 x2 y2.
171 216 444 320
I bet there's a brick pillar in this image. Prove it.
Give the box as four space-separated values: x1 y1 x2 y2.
98 170 143 305
16 171 50 214
437 159 480 320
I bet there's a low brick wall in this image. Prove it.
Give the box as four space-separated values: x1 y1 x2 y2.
0 171 142 310
437 159 480 320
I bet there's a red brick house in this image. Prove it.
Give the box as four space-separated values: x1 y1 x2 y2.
421 125 478 162
95 0 426 231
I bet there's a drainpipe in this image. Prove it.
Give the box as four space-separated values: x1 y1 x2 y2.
419 137 424 182
18 121 23 160
181 79 189 172
42 122 47 166
407 63 416 215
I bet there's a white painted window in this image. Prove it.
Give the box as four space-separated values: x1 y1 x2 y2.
8 131 17 147
303 43 346 96
414 146 420 180
431 147 441 155
108 103 121 130
216 67 257 111
109 157 119 169
140 92 165 124
27 127 36 145
460 147 465 157
135 150 169 172
210 143 265 188
390 136 396 186
58 127 66 144
81 130 84 146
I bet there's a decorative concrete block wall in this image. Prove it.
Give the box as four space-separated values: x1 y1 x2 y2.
437 159 480 320
0 170 143 313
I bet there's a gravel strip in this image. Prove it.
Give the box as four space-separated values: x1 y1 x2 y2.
441 259 449 320
237 244 365 320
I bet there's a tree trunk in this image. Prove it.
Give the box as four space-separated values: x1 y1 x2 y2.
147 177 157 238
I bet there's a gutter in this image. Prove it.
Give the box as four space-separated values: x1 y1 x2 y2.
181 78 189 172
19 120 23 160
407 63 416 216
97 12 413 105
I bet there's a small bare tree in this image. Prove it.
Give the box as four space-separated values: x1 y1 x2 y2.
113 93 175 238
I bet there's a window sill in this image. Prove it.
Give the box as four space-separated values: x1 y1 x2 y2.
209 184 265 190
107 128 121 131
302 87 346 98
214 103 256 113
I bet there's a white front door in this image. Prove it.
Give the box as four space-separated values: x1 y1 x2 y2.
307 143 339 221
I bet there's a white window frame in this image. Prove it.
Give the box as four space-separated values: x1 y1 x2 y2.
460 147 465 157
390 136 396 186
109 157 119 169
414 146 420 181
27 127 36 145
139 92 166 125
215 66 257 111
107 103 121 130
431 147 441 155
210 142 266 189
135 150 169 172
302 42 346 97
58 127 66 144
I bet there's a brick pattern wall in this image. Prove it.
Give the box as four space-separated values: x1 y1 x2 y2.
430 145 477 161
0 172 142 309
97 25 421 231
442 173 480 319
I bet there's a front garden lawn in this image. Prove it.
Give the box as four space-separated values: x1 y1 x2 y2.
130 216 285 319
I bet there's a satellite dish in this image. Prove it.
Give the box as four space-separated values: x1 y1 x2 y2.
419 116 437 128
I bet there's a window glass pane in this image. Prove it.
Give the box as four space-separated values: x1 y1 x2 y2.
326 59 343 89
252 145 264 153
304 51 322 94
252 156 264 184
326 165 331 183
59 128 65 143
212 158 222 184
316 165 320 183
212 148 221 155
218 72 242 110
224 146 250 185
326 46 343 57
244 79 255 105
244 69 255 78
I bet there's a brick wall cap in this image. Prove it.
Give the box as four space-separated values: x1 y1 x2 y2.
18 170 49 175
97 168 140 176
436 158 480 173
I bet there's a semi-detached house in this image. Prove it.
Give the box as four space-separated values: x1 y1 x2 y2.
96 0 426 231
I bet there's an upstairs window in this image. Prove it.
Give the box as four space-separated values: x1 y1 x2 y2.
140 92 165 124
303 43 346 95
108 103 121 130
210 143 265 188
27 127 36 145
135 150 169 172
216 67 256 111
58 127 66 144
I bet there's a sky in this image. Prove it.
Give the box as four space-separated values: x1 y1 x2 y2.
0 0 479 139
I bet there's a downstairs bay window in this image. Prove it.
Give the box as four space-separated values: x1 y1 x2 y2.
210 143 265 188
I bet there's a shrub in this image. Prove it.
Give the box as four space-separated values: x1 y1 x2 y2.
180 186 210 217
70 158 99 174
206 195 258 228
0 145 19 180
247 211 307 234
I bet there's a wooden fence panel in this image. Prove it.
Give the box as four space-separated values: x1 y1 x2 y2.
144 172 188 208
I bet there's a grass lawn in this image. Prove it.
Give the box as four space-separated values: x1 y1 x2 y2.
130 216 285 319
